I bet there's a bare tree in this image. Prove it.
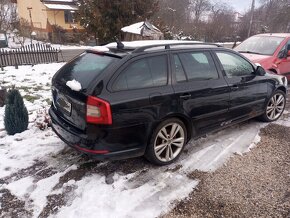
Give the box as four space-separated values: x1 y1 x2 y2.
204 3 235 42
189 0 211 23
155 0 191 34
0 0 17 32
238 0 290 37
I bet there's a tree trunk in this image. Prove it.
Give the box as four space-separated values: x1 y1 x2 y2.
0 88 7 107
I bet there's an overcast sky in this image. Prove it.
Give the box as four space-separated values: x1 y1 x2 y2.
223 0 261 13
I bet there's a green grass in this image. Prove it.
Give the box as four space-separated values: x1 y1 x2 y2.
33 85 44 91
23 95 41 103
45 98 52 105
18 86 31 92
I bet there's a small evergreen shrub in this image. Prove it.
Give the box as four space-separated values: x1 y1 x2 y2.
4 89 29 135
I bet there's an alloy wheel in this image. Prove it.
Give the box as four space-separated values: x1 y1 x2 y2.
266 93 285 120
154 123 185 162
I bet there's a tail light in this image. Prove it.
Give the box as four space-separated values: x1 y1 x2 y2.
86 96 112 125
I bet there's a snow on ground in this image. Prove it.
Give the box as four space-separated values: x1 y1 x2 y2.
5 36 93 51
274 110 290 127
0 63 289 218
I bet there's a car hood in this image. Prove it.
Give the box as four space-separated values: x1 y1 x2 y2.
240 53 272 64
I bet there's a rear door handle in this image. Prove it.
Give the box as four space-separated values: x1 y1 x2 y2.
231 85 239 91
180 94 191 100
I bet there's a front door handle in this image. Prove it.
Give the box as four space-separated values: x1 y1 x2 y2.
180 94 191 100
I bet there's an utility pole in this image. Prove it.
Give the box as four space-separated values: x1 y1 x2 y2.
247 0 255 37
27 7 33 45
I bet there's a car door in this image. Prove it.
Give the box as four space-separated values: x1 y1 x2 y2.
277 39 290 78
171 50 230 134
109 53 174 128
214 50 268 121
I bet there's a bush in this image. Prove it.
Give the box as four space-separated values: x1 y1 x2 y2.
4 89 28 135
34 108 51 131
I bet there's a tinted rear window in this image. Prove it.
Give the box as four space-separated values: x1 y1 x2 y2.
54 52 119 90
112 55 168 91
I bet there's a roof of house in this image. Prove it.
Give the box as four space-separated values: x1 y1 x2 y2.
121 21 162 35
41 0 76 5
42 0 78 10
43 3 78 10
42 0 75 3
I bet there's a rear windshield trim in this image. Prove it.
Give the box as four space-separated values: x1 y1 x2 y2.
86 50 125 59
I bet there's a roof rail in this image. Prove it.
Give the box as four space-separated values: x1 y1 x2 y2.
132 42 222 53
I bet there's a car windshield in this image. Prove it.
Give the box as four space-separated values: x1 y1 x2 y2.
234 36 285 56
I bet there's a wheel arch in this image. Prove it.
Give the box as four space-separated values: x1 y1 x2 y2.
276 85 287 94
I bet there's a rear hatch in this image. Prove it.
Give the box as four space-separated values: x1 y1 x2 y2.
51 51 120 130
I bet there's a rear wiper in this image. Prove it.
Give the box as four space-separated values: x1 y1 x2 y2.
237 51 262 55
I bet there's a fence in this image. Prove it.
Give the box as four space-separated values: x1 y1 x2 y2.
0 43 60 69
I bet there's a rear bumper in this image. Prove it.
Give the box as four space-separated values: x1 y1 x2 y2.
49 108 147 161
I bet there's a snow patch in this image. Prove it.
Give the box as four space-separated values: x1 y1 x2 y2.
180 121 265 172
66 79 82 91
56 172 198 218
106 40 202 49
5 176 34 198
274 110 290 127
121 21 160 35
91 46 110 52
30 165 77 217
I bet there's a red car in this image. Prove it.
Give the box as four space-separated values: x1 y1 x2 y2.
234 33 290 79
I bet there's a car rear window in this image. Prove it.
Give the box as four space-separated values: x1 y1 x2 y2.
112 55 168 91
54 52 119 91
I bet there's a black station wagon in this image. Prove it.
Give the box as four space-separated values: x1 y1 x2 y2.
49 41 288 165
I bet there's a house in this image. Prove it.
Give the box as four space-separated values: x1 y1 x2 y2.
121 21 164 41
14 0 84 40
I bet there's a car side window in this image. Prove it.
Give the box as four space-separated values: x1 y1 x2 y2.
216 52 254 77
113 55 167 91
173 55 187 82
278 39 290 58
177 51 219 81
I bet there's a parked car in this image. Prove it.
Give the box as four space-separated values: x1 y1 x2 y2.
0 32 8 48
49 41 287 165
234 33 290 80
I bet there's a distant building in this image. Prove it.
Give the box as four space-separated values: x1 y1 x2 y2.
234 12 243 23
121 21 164 41
14 0 84 40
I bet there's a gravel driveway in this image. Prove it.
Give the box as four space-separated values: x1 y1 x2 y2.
163 91 290 218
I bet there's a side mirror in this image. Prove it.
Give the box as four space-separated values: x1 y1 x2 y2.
255 66 266 76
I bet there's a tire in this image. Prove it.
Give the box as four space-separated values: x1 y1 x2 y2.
145 118 187 165
259 90 286 122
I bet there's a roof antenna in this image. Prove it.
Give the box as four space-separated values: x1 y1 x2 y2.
114 36 124 50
